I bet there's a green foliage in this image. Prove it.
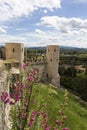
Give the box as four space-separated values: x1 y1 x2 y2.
28 83 87 130
60 48 87 66
59 66 76 77
61 75 87 101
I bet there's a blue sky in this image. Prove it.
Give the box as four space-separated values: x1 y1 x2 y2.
0 0 87 48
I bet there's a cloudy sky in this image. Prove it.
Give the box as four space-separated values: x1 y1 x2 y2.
0 0 87 48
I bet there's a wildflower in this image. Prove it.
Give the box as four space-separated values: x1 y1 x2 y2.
10 93 15 99
62 127 69 130
36 111 40 116
28 111 35 127
15 94 21 102
63 116 67 120
53 127 57 130
42 112 47 119
55 119 60 125
45 125 49 130
21 107 26 111
28 121 32 127
24 101 28 106
23 63 27 70
5 98 9 104
33 68 38 75
19 84 24 91
59 110 64 115
9 101 14 105
0 92 9 104
21 113 27 119
27 75 34 82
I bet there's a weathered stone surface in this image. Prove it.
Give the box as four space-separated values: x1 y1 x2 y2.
46 45 60 87
0 71 8 130
6 43 24 67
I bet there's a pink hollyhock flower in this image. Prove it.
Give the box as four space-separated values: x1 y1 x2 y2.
62 127 69 130
16 95 21 102
0 92 15 105
33 68 38 75
9 101 14 105
5 98 9 104
53 127 57 130
21 107 26 111
55 119 60 125
59 110 64 115
24 101 28 106
36 111 40 116
28 111 35 127
27 75 34 82
21 113 27 119
0 92 9 104
22 63 27 70
45 125 50 130
63 116 67 120
42 112 47 119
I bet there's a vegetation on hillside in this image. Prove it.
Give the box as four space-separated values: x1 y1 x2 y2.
59 48 87 102
30 83 87 130
0 65 69 130
59 65 87 102
1 63 87 130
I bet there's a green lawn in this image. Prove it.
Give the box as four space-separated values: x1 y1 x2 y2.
29 83 87 130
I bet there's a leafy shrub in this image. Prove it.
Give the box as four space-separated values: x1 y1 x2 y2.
60 76 87 101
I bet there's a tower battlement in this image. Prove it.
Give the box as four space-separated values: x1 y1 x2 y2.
0 43 60 87
46 45 60 87
6 43 24 67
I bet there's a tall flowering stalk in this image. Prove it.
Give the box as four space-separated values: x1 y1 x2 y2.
9 65 39 130
0 64 69 130
53 90 69 130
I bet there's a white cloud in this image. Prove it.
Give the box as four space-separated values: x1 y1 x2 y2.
0 34 26 46
40 16 87 33
34 16 87 48
0 26 7 33
0 0 61 21
0 28 87 48
35 29 45 34
35 0 61 11
43 9 48 14
0 15 87 48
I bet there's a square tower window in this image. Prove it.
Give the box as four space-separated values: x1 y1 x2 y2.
13 48 15 53
50 59 52 61
54 49 56 52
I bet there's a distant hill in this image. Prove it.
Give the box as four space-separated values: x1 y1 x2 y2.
60 46 87 51
25 46 87 51
25 46 46 50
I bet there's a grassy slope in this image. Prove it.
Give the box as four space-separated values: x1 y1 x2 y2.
30 83 87 130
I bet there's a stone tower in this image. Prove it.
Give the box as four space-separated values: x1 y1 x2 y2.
46 45 60 87
6 43 24 66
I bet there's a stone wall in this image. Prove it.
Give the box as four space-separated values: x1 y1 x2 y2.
6 43 24 66
46 45 60 87
29 63 47 82
0 71 9 130
0 46 6 59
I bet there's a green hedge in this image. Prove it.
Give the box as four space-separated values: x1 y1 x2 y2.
60 76 87 101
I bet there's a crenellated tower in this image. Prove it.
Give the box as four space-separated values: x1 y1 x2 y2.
6 43 24 67
46 45 60 87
